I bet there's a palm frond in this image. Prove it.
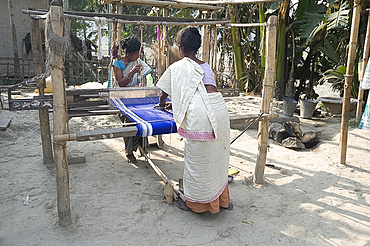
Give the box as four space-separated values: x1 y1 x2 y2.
326 1 349 30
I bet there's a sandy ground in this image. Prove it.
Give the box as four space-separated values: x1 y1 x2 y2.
1 85 370 246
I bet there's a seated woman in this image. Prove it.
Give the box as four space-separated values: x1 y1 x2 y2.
156 27 232 213
111 37 152 163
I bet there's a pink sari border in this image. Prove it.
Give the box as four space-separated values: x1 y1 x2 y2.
178 127 215 140
184 180 228 203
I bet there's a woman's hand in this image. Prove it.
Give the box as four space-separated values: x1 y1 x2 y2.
130 64 142 76
154 102 172 110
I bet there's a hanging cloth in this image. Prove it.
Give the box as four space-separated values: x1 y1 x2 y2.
359 94 370 130
361 59 370 89
94 17 106 60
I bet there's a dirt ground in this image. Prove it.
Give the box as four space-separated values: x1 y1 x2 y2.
1 86 370 246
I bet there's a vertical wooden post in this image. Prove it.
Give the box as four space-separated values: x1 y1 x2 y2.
32 17 53 164
356 10 370 123
340 1 362 164
157 8 164 77
164 8 170 69
46 3 72 226
254 16 277 184
211 12 218 72
201 11 211 63
117 3 122 56
207 12 217 70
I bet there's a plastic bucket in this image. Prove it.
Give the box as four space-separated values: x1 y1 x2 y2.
283 99 298 117
300 99 318 119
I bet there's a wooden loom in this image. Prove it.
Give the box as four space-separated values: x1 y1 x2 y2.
21 2 277 226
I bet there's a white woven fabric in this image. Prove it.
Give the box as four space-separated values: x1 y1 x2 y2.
183 92 230 202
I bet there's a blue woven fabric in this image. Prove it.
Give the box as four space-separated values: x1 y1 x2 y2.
110 97 177 137
359 97 370 130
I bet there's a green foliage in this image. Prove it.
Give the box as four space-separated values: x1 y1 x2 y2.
287 0 351 100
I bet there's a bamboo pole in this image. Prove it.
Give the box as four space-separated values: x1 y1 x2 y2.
157 8 164 77
254 16 277 184
339 0 362 165
31 17 53 164
177 0 282 3
201 12 211 63
46 3 72 226
164 8 170 69
211 12 218 72
105 0 223 11
116 3 122 56
23 9 231 26
356 10 370 122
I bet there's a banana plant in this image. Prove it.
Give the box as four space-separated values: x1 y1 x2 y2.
288 0 350 100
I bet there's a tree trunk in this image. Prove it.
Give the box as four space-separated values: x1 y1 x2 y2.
229 4 244 91
7 0 20 80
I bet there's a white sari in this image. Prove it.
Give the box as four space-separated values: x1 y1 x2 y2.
156 58 230 203
112 58 152 88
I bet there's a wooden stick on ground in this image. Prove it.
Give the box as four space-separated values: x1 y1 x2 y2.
138 145 184 203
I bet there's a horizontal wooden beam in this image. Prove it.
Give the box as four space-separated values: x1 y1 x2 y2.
54 126 138 142
229 113 278 126
9 98 53 111
22 9 230 26
176 0 282 4
99 0 223 11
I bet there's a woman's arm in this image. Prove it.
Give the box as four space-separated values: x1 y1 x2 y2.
156 90 170 110
113 64 141 87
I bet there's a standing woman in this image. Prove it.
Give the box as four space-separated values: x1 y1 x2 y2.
156 27 232 213
112 37 152 163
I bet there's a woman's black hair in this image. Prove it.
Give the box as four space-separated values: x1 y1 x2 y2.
121 37 141 54
176 27 201 54
111 37 141 59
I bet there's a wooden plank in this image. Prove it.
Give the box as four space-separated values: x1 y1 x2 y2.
9 98 53 111
67 100 108 108
67 154 86 164
65 88 109 96
76 126 138 141
0 117 12 131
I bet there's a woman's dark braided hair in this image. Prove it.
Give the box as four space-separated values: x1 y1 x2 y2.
176 27 201 54
112 37 141 59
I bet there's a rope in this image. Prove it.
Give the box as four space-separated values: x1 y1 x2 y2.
45 12 69 73
230 113 264 145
